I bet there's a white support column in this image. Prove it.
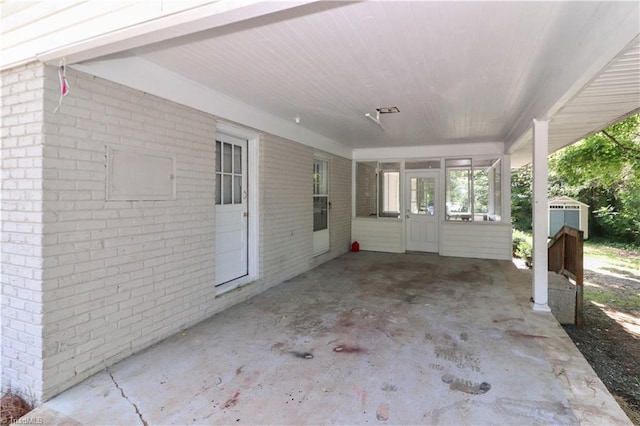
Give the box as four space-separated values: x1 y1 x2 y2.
532 119 551 312
502 154 511 224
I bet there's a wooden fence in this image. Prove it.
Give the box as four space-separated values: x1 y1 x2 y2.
548 225 584 326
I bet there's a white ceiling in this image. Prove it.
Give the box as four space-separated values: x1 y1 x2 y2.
76 1 639 163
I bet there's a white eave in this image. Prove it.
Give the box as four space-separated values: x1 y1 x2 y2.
2 1 639 163
509 36 640 167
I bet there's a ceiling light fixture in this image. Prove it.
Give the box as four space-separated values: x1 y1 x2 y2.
365 110 383 127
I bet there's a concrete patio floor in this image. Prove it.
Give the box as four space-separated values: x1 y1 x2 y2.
30 252 630 425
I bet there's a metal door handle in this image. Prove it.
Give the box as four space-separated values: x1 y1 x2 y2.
243 212 248 217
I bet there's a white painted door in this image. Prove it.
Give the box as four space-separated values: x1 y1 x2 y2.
405 171 439 252
215 135 248 285
313 159 329 255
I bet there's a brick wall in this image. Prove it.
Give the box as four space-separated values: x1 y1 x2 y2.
256 134 353 288
1 64 352 402
1 62 46 398
38 66 218 399
260 134 314 287
313 154 352 267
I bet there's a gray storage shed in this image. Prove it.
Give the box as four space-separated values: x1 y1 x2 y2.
549 196 589 239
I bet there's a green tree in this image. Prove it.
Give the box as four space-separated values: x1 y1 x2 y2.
512 114 640 244
511 164 533 231
550 114 640 243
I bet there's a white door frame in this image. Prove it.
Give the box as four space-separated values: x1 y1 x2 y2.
404 170 440 253
215 122 259 294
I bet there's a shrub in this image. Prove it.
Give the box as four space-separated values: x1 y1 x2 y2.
512 230 533 267
1 389 33 426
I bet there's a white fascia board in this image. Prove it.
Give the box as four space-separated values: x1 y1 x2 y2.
352 142 505 161
72 56 351 159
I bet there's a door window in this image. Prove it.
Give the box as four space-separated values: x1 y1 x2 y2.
313 159 329 232
216 140 243 205
409 176 436 215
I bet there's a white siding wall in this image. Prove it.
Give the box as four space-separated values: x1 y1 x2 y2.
1 62 46 399
440 223 512 260
0 64 352 402
352 219 403 253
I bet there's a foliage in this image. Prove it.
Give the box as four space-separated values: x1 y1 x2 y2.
1 389 33 426
447 169 470 212
512 230 532 266
512 114 640 244
446 164 492 214
474 169 489 213
511 165 533 231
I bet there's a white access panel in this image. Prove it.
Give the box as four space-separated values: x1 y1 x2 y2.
107 146 175 201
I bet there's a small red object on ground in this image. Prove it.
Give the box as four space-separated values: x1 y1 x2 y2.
351 241 360 252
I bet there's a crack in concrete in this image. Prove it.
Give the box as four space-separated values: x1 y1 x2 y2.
108 369 149 426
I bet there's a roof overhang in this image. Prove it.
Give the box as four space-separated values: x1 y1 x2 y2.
2 1 639 163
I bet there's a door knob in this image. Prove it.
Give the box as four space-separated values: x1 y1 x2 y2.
243 212 248 217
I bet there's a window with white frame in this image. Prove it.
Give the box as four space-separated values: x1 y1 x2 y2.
445 158 502 222
313 159 329 232
355 161 400 218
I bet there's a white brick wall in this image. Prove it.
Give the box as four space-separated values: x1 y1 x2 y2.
38 66 218 399
260 134 314 286
1 62 46 398
312 153 352 267
1 64 352 402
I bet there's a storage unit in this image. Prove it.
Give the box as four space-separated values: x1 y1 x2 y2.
549 196 589 239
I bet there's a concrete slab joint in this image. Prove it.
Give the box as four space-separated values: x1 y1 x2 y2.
107 369 148 426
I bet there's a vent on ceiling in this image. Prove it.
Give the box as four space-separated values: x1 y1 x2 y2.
376 106 400 114
365 106 399 130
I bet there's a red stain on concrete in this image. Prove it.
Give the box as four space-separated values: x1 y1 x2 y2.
223 391 240 409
